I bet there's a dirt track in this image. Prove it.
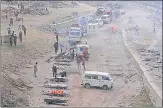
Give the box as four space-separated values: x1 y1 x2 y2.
67 24 153 107
1 1 160 107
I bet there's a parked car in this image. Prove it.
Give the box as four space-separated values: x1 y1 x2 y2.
81 71 114 90
101 15 111 24
95 18 103 27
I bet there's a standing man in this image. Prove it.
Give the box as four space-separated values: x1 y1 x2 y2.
22 25 26 36
19 31 23 42
71 50 75 60
76 54 81 69
13 34 17 46
54 41 58 53
34 62 38 77
18 25 22 31
60 43 64 53
52 65 57 78
6 12 8 19
9 18 13 26
56 34 58 42
135 25 139 35
11 31 15 37
82 57 86 70
7 28 11 35
9 35 13 46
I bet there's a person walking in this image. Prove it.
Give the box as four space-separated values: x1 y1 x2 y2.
52 65 57 78
7 28 11 35
34 62 38 77
54 42 58 53
76 55 81 69
82 57 86 70
18 25 22 31
13 34 17 46
11 31 15 37
22 25 26 36
71 50 75 60
56 34 58 42
19 31 23 42
9 18 13 26
6 12 8 19
9 35 13 46
135 25 139 36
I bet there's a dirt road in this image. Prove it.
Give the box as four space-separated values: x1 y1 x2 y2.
1 2 158 107
67 24 153 107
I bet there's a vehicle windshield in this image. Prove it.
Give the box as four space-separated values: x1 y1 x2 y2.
101 16 107 19
69 31 80 36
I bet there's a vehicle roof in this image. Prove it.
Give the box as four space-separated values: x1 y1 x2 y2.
70 27 80 30
102 15 110 17
76 44 89 47
88 23 98 25
85 71 110 76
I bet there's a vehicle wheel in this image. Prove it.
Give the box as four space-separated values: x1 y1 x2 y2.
102 85 108 90
85 83 90 89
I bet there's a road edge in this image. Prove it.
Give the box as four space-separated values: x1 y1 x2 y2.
121 29 162 107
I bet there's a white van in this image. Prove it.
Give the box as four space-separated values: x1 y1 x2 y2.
87 23 99 34
101 15 111 24
81 71 114 90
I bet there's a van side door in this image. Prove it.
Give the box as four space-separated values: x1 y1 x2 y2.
91 75 100 87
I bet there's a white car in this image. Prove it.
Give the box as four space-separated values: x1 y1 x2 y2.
95 19 103 27
101 15 111 24
81 71 114 90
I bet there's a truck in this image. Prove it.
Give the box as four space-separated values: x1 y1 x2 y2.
68 26 82 45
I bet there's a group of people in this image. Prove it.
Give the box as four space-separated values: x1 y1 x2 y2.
7 16 26 46
33 62 57 78
6 7 26 47
8 24 26 46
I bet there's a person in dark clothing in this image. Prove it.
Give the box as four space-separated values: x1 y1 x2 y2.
9 18 13 26
22 25 26 36
52 65 57 78
24 27 26 36
61 71 66 77
6 12 8 19
11 31 15 37
56 34 58 42
71 50 75 60
19 31 23 42
54 42 58 53
8 28 11 35
13 34 17 46
9 36 13 46
34 62 38 77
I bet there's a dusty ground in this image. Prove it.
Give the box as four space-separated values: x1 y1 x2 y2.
1 1 159 107
120 5 162 91
1 2 95 107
